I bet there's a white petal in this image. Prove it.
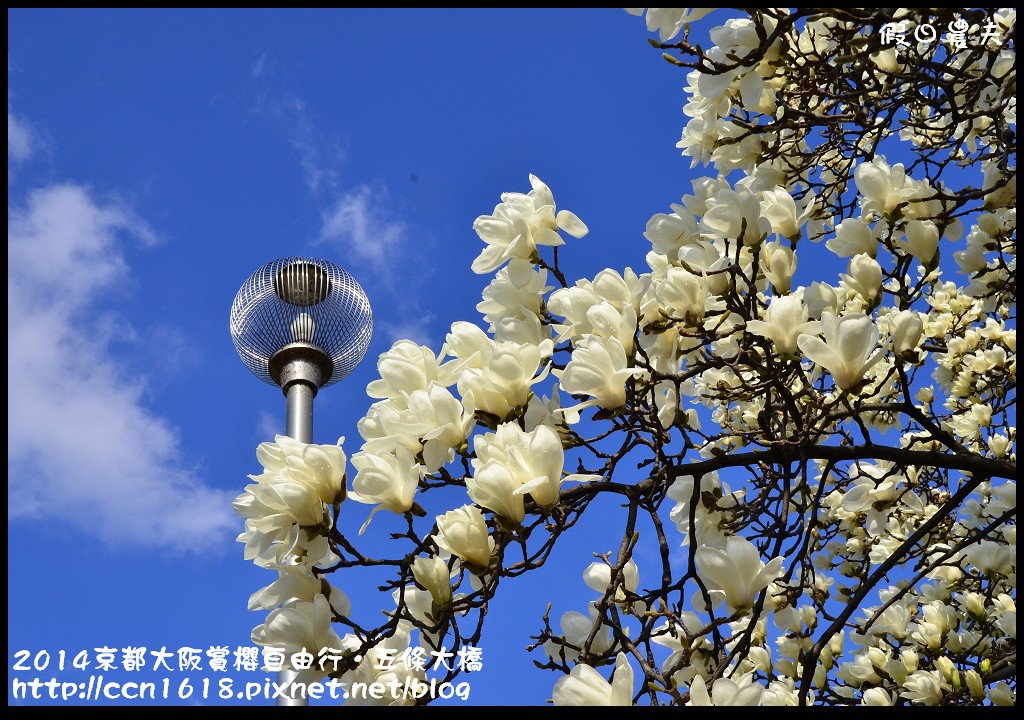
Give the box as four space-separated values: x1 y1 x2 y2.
556 209 589 238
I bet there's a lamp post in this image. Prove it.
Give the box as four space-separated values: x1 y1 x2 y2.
230 256 372 706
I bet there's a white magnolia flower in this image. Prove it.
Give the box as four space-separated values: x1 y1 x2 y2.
657 266 709 325
988 681 1015 706
248 568 351 618
583 558 640 604
441 321 492 369
827 217 878 258
251 594 344 684
746 294 821 356
557 335 644 411
366 339 449 400
549 269 645 348
840 253 883 305
761 678 802 706
358 384 472 471
678 111 720 168
983 161 1016 210
855 158 919 218
433 505 493 572
544 607 614 664
862 688 895 705
471 174 587 274
667 471 737 547
466 457 526 524
552 651 634 706
475 423 565 510
255 435 348 506
897 219 940 265
797 312 885 391
804 281 841 320
688 673 764 706
760 241 798 294
348 445 424 532
651 614 715 688
644 207 700 259
760 186 817 241
234 473 329 566
411 555 453 606
695 535 784 612
900 669 946 705
888 309 924 361
477 259 552 328
841 461 902 535
456 340 547 421
338 622 426 707
962 540 1015 575
701 186 772 246
627 8 714 42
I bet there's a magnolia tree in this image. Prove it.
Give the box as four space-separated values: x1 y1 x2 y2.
234 8 1016 706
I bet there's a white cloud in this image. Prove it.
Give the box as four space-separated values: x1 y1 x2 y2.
257 93 342 195
7 183 238 552
8 107 33 162
251 51 269 79
379 316 437 348
257 410 282 442
251 85 433 345
319 184 407 273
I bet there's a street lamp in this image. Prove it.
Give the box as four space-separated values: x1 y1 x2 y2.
230 256 372 705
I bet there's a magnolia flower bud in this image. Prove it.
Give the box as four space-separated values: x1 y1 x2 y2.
841 253 883 306
411 555 453 606
965 669 985 700
866 646 887 670
964 592 988 619
760 241 797 294
862 687 894 705
899 220 940 266
935 656 956 682
890 310 924 362
901 648 919 674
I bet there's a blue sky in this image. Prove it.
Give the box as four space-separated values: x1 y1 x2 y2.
7 8 702 706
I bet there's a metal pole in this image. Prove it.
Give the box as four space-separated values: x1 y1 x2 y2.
277 360 320 707
230 257 372 709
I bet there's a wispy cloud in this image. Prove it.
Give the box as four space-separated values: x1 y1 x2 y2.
7 106 33 163
318 184 407 272
250 51 270 80
9 81 41 180
254 91 343 196
257 410 282 442
7 124 237 552
249 62 435 345
377 316 438 348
